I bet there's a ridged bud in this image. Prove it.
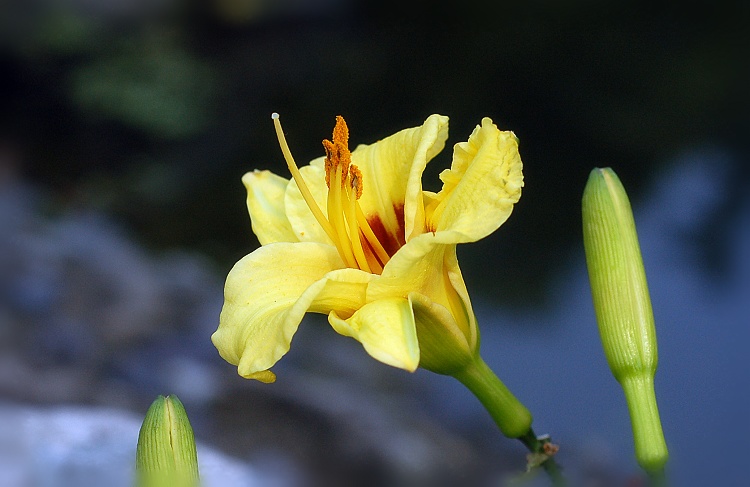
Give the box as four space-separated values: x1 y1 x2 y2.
582 168 668 473
135 395 200 487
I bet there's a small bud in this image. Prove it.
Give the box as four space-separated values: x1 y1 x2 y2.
136 395 200 487
582 168 668 473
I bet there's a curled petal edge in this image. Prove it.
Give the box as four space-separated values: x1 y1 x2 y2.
212 242 372 382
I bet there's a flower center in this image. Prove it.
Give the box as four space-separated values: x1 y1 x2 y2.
272 113 392 274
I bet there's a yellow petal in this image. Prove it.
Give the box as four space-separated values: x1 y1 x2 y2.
428 117 523 242
442 242 480 351
306 267 375 317
351 114 449 246
368 231 477 347
242 170 298 245
212 241 374 381
329 297 419 372
284 163 334 244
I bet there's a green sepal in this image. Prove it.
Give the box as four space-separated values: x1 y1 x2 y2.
410 292 475 375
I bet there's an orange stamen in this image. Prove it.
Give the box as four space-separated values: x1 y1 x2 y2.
328 160 357 268
272 113 397 274
345 178 372 273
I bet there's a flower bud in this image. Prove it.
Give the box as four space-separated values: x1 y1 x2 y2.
582 167 668 473
136 395 200 487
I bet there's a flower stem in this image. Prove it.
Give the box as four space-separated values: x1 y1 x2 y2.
453 356 533 439
620 375 669 474
647 467 668 487
453 357 566 486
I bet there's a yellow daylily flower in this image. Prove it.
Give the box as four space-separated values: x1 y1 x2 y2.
212 113 523 383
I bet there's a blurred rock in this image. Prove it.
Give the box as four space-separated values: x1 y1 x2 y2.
0 402 263 487
0 175 225 409
211 318 492 487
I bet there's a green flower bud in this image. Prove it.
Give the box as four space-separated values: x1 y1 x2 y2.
136 395 200 487
582 167 668 473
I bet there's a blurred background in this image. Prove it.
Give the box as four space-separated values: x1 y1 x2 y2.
1 0 748 486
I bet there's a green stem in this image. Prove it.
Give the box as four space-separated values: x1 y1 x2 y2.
647 467 667 487
620 375 669 474
453 357 566 486
453 356 533 439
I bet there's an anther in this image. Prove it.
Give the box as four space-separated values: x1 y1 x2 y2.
349 165 363 200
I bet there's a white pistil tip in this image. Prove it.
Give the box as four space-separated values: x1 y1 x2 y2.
271 112 279 120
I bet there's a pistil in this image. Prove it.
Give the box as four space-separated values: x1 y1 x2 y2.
271 113 339 247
